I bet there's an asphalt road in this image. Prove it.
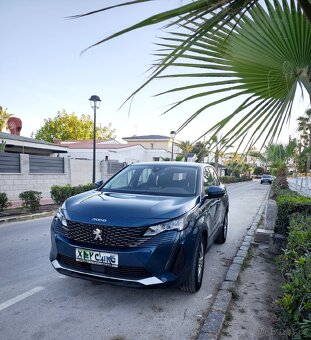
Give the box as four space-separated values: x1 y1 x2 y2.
0 180 270 340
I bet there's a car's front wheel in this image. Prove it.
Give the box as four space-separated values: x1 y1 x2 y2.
180 234 206 293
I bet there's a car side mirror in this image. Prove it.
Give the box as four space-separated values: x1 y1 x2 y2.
94 180 104 189
206 186 225 198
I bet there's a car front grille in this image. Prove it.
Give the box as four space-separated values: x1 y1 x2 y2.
57 255 152 280
55 219 150 248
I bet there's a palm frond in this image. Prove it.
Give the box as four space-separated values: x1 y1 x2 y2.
151 0 311 148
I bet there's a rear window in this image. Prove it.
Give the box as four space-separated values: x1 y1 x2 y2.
103 164 198 196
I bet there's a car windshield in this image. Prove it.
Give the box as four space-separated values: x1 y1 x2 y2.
102 164 198 197
262 175 272 178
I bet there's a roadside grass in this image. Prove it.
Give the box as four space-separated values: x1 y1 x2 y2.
241 248 253 271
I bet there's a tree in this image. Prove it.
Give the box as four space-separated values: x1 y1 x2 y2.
178 140 193 161
297 109 311 173
72 1 311 148
192 141 209 163
266 140 297 170
265 139 297 188
0 106 12 132
253 166 264 176
33 110 116 143
207 135 232 173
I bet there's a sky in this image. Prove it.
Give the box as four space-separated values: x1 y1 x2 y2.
0 0 309 147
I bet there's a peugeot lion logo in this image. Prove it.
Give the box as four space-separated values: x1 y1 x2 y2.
93 228 103 241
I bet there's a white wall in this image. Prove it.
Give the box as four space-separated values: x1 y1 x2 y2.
0 154 70 201
63 146 173 164
0 155 120 201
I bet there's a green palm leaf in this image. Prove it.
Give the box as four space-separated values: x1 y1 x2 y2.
151 0 311 147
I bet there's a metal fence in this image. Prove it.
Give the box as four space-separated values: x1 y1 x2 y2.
29 155 64 173
0 153 20 173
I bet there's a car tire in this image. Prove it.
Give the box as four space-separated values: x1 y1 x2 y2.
180 234 206 293
215 213 228 244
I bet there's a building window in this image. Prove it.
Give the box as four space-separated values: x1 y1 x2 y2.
153 157 160 161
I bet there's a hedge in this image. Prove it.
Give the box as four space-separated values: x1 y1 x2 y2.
0 192 11 211
276 214 311 338
51 183 96 205
19 191 42 211
275 194 311 234
220 176 252 184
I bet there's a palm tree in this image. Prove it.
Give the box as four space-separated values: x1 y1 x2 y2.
207 135 233 173
192 141 209 163
266 140 297 168
179 140 193 161
0 106 12 132
297 109 311 172
72 1 311 149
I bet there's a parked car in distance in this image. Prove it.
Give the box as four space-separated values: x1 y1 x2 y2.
50 162 229 293
260 174 273 184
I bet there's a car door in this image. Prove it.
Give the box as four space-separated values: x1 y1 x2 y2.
201 166 221 239
209 167 226 228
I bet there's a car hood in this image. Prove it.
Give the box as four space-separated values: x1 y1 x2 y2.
63 190 199 227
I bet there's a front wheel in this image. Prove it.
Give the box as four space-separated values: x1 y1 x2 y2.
180 234 206 293
215 213 228 244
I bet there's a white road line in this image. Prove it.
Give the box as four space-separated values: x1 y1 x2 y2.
0 286 44 312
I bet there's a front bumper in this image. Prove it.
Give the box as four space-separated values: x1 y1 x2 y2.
50 218 197 287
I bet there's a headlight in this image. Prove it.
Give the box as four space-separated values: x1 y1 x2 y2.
144 214 190 236
56 207 67 227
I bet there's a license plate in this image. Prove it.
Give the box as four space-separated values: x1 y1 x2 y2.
75 248 118 267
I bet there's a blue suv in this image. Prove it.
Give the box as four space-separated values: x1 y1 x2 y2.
50 162 229 293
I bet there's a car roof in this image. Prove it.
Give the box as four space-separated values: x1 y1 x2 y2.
128 162 211 169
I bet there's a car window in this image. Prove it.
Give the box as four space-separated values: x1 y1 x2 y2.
137 168 152 185
105 169 136 189
209 168 220 185
103 164 198 197
203 167 218 192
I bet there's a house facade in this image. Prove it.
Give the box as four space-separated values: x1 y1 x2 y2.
60 135 181 164
122 134 181 159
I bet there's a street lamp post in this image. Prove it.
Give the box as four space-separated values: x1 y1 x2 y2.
89 95 101 183
170 130 176 161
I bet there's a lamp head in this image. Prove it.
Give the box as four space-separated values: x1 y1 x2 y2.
89 95 101 109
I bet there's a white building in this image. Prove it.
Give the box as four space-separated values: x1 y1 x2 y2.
60 135 180 164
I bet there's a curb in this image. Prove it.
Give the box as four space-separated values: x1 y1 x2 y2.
197 187 271 340
0 211 56 224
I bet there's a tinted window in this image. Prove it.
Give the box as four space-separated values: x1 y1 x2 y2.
203 166 219 190
103 164 198 196
209 168 220 185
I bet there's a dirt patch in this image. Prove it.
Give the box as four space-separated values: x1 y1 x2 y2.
0 204 58 218
220 244 285 340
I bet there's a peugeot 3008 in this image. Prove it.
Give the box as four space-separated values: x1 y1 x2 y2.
50 162 229 293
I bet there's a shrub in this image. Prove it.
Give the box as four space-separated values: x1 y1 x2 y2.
220 176 237 183
220 176 251 184
276 214 311 338
239 176 252 182
51 183 95 205
275 194 311 234
19 191 42 211
253 166 264 175
0 192 11 211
